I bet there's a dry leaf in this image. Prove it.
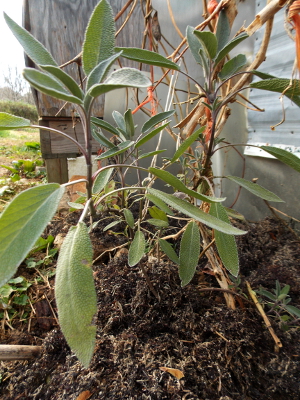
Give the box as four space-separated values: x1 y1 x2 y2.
76 391 92 400
159 367 184 380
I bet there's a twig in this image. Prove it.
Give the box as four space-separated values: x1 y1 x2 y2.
114 0 134 21
115 0 138 37
246 281 282 352
0 345 42 361
161 225 186 241
264 200 300 240
139 263 160 301
92 242 129 265
167 0 184 39
197 287 253 304
199 238 215 260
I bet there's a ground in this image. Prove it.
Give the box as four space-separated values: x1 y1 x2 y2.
0 132 300 399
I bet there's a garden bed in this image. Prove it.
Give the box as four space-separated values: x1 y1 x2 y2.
0 214 300 400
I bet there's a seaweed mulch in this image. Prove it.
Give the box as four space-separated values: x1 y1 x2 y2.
1 216 300 399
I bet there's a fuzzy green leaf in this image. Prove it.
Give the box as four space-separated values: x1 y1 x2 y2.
138 149 166 160
88 68 151 98
149 168 225 204
4 13 57 67
128 230 146 266
193 31 217 60
171 127 204 162
145 194 174 215
41 65 84 99
250 78 300 96
214 32 248 66
259 288 277 301
91 126 114 148
86 51 122 91
218 54 247 81
95 140 134 160
91 117 120 137
92 168 113 194
103 220 121 232
0 184 64 287
285 305 300 318
149 206 168 222
227 176 284 202
215 9 230 53
0 113 31 131
148 188 246 235
23 68 83 105
209 203 239 277
224 207 245 221
186 26 203 65
158 239 179 265
261 146 300 173
113 110 126 132
179 221 200 287
55 222 97 368
251 74 300 107
123 209 135 229
82 0 115 76
147 219 169 228
124 109 135 139
136 122 170 148
142 110 175 134
115 47 180 70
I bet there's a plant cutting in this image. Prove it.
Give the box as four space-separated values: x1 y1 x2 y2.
1 0 300 370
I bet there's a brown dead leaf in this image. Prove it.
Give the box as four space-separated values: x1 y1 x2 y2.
76 391 92 400
159 366 184 380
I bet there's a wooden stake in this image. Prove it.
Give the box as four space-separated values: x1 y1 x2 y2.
0 345 42 361
246 281 282 352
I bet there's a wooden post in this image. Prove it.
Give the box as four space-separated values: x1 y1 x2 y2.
0 345 42 361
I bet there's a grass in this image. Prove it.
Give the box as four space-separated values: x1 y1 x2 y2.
0 128 44 212
0 128 41 159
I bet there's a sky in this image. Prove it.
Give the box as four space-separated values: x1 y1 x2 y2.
0 0 25 87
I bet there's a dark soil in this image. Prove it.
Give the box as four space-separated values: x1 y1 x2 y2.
1 216 300 400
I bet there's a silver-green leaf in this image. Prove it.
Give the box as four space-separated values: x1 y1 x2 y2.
123 209 135 229
218 54 247 81
82 0 115 76
115 47 180 71
128 230 146 266
179 221 200 287
149 168 225 204
86 51 122 91
23 68 83 105
0 184 64 287
41 65 84 99
136 123 170 148
214 32 248 66
88 68 151 98
260 146 300 173
0 113 31 130
4 12 57 67
148 188 246 235
158 239 179 265
55 222 97 368
171 127 204 163
209 203 239 277
92 168 113 194
141 110 175 133
186 26 203 65
95 140 134 161
193 31 217 60
227 176 284 202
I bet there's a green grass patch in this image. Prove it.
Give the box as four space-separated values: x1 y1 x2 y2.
0 130 11 138
0 100 38 124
